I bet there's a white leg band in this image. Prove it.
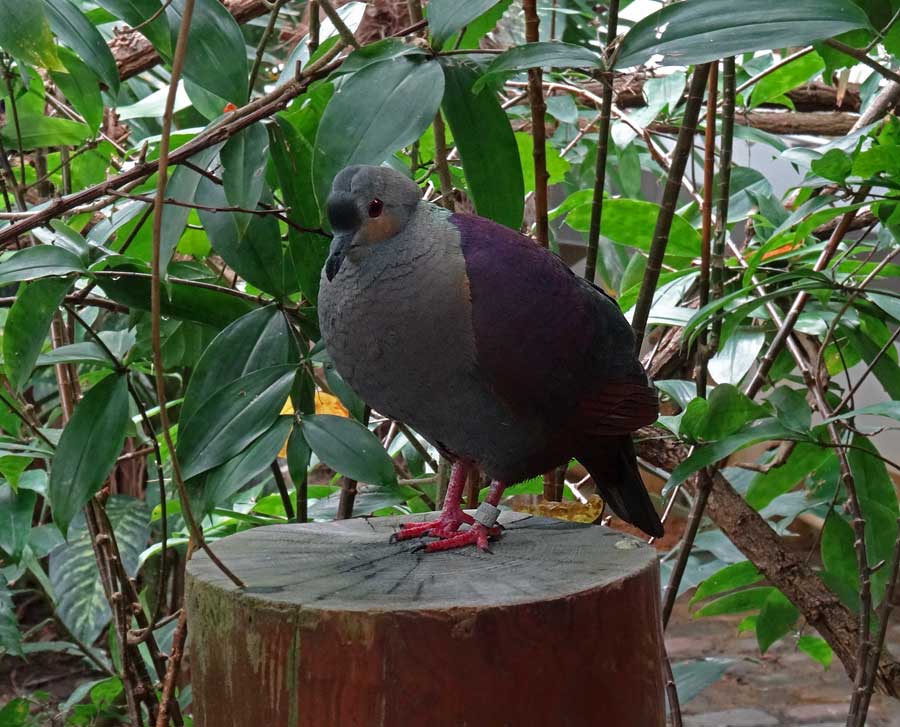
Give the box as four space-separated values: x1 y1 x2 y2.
474 502 500 528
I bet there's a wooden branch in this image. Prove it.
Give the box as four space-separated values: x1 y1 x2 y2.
110 0 270 81
636 432 900 699
650 110 858 137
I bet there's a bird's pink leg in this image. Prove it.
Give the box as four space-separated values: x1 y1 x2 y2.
421 480 507 553
390 461 474 542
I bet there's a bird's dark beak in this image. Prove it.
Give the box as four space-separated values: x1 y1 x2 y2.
324 232 352 281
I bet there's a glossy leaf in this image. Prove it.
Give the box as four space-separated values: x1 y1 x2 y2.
300 414 397 487
95 0 171 57
0 246 84 287
798 635 833 669
441 61 524 229
691 561 763 604
707 329 766 386
821 511 859 608
680 384 769 442
170 0 248 107
45 0 120 94
177 366 296 481
616 0 870 68
49 496 149 645
51 47 103 132
848 434 899 516
428 0 501 45
671 658 733 707
221 122 269 219
196 177 294 297
0 0 64 71
0 486 36 560
180 305 298 428
270 84 333 302
565 199 700 259
0 115 92 150
474 41 602 91
3 278 71 392
821 400 900 424
750 51 825 108
756 589 799 653
278 3 367 86
694 586 774 617
194 416 293 516
314 52 444 208
49 374 130 537
745 443 832 510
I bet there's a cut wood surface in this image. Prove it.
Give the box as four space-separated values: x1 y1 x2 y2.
186 511 665 727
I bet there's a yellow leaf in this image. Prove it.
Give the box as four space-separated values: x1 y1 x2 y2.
507 494 605 523
315 391 349 418
280 398 295 416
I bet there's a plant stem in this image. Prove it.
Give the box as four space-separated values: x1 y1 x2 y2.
524 0 549 247
631 64 711 352
710 58 735 351
248 0 289 90
432 112 455 211
583 0 619 284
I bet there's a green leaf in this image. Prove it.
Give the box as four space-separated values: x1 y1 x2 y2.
565 199 700 259
852 145 900 177
0 114 92 150
666 419 797 494
177 365 296 481
0 485 36 560
694 586 774 617
616 0 870 69
180 305 298 428
691 561 763 604
221 122 269 219
428 0 501 45
0 574 22 656
707 329 766 386
798 635 833 669
196 177 294 297
811 148 853 183
158 144 222 276
194 416 293 516
756 589 799 653
682 384 770 441
313 53 444 209
821 400 900 424
750 51 825 108
745 442 832 510
3 278 71 392
671 658 733 707
300 414 397 487
515 132 570 193
473 41 602 91
0 0 64 71
848 434 899 516
51 47 103 132
171 0 248 107
44 0 119 94
0 246 84 287
821 510 859 607
49 373 130 537
271 82 333 303
49 495 149 645
441 61 524 229
95 0 171 57
36 331 135 368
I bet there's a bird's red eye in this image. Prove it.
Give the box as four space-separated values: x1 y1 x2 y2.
368 199 384 218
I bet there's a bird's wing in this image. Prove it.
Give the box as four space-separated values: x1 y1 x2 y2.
451 212 658 435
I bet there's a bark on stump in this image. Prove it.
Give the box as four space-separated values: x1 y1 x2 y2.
185 511 665 727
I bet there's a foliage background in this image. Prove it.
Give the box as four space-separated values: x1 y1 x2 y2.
0 0 898 725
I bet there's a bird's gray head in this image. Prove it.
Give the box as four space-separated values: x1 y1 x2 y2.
324 165 422 281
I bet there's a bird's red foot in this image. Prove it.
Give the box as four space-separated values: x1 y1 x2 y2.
417 523 502 553
389 509 474 542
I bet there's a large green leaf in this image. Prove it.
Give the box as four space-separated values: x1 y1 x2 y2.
95 0 171 58
474 41 602 91
0 574 22 656
694 586 774 617
36 331 135 368
313 51 444 208
158 144 222 275
0 486 36 560
45 0 119 94
565 199 700 259
177 366 296 481
671 658 733 707
196 177 294 297
756 589 799 653
691 561 763 604
51 47 103 132
169 0 248 107
441 61 524 229
3 278 71 392
848 434 899 516
428 0 500 45
270 83 333 302
615 0 871 69
745 443 833 510
0 246 85 286
0 1 64 71
221 122 269 220
300 414 397 487
48 374 130 537
194 416 293 516
49 496 149 645
750 52 826 108
821 510 859 608
0 114 92 150
180 305 298 428
679 384 769 442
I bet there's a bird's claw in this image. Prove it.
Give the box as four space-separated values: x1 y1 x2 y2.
419 523 501 553
390 511 475 543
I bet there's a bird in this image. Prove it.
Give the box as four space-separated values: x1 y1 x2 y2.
317 164 662 552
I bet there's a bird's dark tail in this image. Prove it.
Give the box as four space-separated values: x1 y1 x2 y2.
578 436 664 538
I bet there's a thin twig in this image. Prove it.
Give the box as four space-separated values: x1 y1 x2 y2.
318 0 361 49
524 0 549 247
248 0 288 90
824 39 900 85
271 461 295 520
432 112 455 211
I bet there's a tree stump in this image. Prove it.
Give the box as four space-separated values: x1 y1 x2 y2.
185 511 665 727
